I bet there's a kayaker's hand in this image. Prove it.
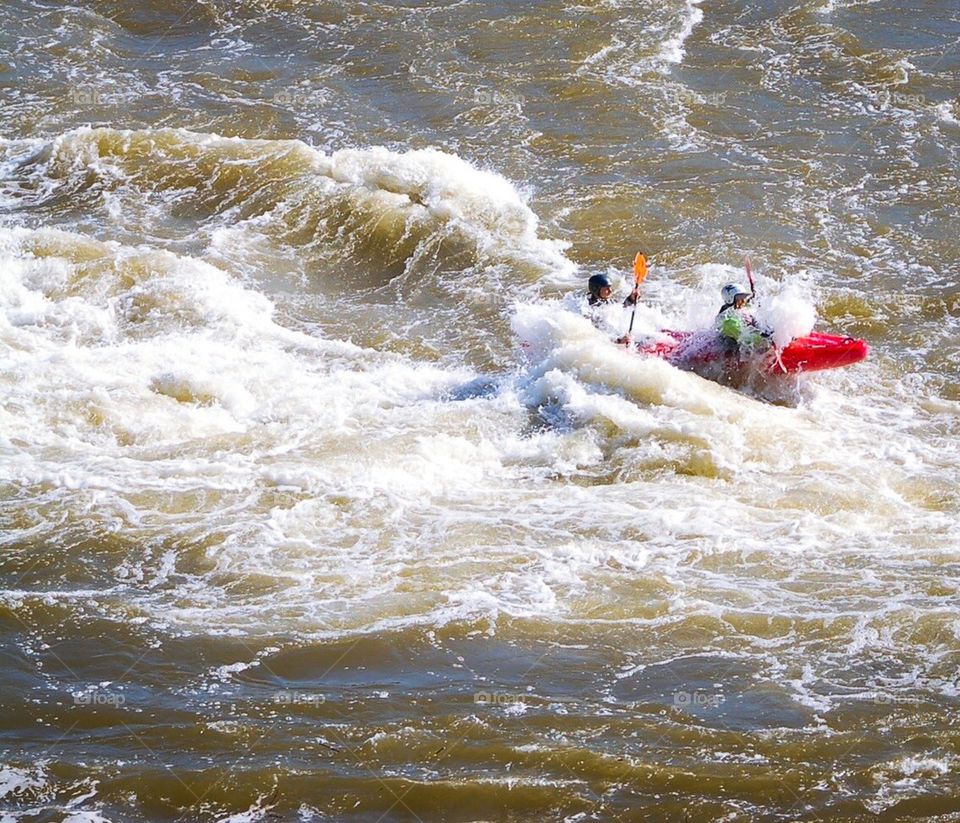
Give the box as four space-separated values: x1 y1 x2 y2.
616 334 633 347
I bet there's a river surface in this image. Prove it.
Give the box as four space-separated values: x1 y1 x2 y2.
1 1 959 821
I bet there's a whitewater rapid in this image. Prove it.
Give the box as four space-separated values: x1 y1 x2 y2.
2 130 956 654
2 0 960 815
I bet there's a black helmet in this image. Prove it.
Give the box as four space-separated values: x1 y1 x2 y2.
588 274 612 298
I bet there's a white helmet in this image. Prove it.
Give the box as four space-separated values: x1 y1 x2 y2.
721 283 750 304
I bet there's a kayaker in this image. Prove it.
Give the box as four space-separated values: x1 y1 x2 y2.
587 274 639 345
716 283 770 348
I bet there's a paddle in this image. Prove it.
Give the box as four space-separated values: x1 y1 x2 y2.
626 252 648 336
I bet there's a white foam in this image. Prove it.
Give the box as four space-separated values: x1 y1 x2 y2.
0 766 46 799
577 36 627 73
6 127 576 288
935 101 959 125
215 799 277 823
658 0 704 70
756 284 818 349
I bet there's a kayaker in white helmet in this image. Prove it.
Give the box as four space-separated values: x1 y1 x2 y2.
716 282 770 348
719 283 751 314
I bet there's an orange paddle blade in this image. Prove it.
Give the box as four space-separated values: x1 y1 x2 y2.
633 252 648 285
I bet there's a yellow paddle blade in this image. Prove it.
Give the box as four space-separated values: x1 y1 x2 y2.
633 252 648 285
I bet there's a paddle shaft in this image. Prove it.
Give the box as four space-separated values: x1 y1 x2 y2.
627 253 648 335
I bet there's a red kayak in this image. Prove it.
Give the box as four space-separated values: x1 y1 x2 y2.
638 330 868 375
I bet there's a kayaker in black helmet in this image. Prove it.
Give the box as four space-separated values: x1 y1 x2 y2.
588 273 639 308
586 273 639 345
